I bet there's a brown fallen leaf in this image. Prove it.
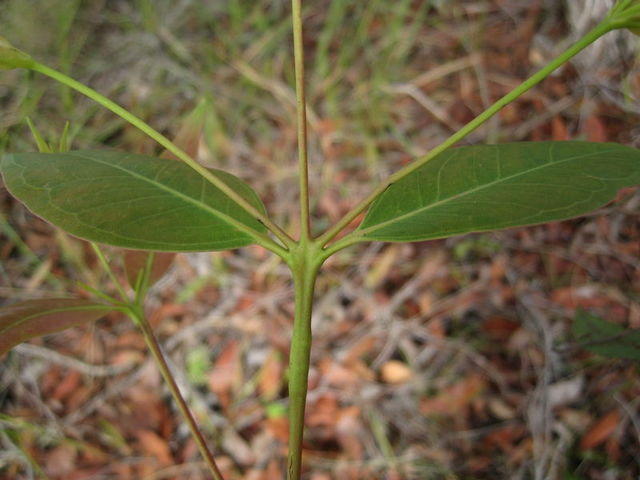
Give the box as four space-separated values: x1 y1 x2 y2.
51 370 82 402
310 474 332 480
307 394 339 428
336 406 364 460
580 410 621 451
421 375 486 416
44 444 77 478
265 459 283 479
209 341 241 408
551 116 569 141
319 358 362 389
258 350 284 401
136 429 173 466
584 114 608 143
380 360 412 384
265 416 289 443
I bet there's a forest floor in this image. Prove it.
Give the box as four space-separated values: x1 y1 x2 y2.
1 1 639 479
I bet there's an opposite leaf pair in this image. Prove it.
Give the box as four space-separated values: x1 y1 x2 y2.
2 142 640 254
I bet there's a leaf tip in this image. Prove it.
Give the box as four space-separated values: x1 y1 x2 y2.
0 35 35 70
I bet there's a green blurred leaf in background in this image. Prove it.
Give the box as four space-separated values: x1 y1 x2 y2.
573 310 640 361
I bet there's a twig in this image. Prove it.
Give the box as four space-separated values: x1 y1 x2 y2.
13 343 135 377
381 83 462 132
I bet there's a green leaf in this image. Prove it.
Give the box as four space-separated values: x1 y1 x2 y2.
59 121 71 153
359 142 640 242
26 118 52 153
0 35 34 70
0 298 112 356
0 150 268 251
572 310 640 361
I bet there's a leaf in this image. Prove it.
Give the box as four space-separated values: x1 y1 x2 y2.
26 118 52 153
0 35 34 70
0 150 268 251
0 298 112 356
59 121 71 153
135 430 173 466
380 360 412 384
572 310 640 360
359 142 640 242
120 99 203 286
124 251 176 288
579 410 621 451
420 374 485 416
160 99 209 162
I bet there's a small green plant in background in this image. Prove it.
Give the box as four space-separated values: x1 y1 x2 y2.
2 2 640 479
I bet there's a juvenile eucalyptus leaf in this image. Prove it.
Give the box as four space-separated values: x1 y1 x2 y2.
0 298 112 356
0 150 268 251
573 310 640 361
359 142 640 242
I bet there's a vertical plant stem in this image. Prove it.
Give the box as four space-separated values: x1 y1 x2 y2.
287 252 320 480
317 21 614 247
291 0 311 240
129 308 225 480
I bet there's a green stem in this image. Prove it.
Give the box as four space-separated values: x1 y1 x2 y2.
29 62 294 256
291 0 311 240
287 243 322 480
317 21 614 248
134 252 155 306
91 243 129 302
128 308 225 480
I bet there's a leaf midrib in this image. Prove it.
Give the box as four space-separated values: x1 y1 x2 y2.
66 152 258 238
6 151 260 247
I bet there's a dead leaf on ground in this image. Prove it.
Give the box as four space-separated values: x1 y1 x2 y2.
209 341 242 408
580 410 621 451
380 360 412 384
136 429 173 466
258 350 283 401
421 375 486 417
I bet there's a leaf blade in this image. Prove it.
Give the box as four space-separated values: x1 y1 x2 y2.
359 142 640 242
0 299 112 356
124 251 176 288
0 150 268 251
572 310 640 361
